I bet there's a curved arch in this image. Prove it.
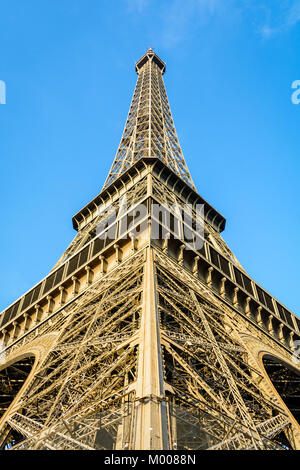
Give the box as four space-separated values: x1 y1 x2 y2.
0 354 36 449
0 354 36 419
261 354 300 426
0 332 59 449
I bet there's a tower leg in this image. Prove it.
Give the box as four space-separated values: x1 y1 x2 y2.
133 248 169 450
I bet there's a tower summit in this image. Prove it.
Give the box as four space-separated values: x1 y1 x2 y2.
0 50 300 450
103 48 195 190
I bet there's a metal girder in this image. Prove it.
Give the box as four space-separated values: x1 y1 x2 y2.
103 50 195 190
1 49 299 452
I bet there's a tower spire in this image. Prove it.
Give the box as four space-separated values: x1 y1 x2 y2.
103 49 195 190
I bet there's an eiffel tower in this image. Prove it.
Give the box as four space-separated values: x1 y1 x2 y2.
0 48 300 451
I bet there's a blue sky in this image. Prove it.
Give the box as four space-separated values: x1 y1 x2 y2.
0 0 299 316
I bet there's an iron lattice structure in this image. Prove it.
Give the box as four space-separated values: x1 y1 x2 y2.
103 48 195 190
0 49 300 451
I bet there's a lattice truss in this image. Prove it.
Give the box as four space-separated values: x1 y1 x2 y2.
154 251 293 450
55 173 238 279
103 52 195 189
1 252 145 450
151 175 245 270
1 47 299 452
51 176 149 270
1 248 296 451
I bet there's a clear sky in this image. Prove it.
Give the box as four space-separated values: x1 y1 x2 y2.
0 0 299 316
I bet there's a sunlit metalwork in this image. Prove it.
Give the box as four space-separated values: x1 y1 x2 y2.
0 49 299 451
